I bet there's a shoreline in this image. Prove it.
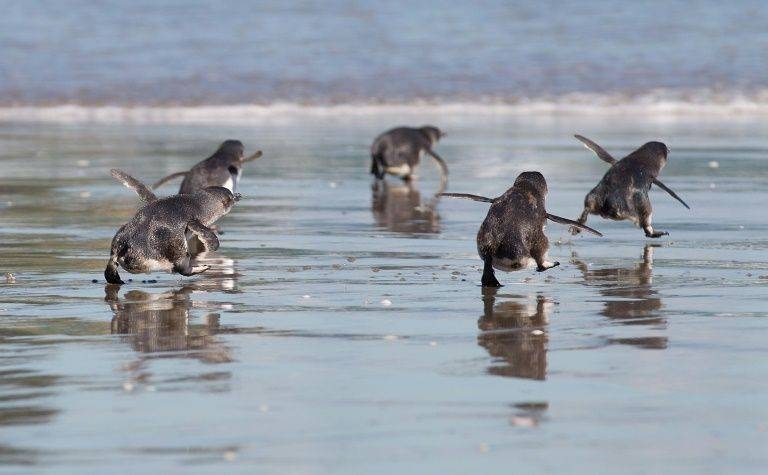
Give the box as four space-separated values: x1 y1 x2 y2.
3 98 768 125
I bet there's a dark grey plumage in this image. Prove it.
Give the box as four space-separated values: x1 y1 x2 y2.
105 169 239 285
370 125 448 184
153 139 262 194
571 135 689 238
441 171 602 287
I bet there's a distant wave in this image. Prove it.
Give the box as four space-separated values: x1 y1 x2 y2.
3 89 768 123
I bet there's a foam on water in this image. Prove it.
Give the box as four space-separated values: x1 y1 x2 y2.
4 88 768 124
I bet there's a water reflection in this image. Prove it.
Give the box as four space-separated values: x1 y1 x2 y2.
371 181 441 234
571 245 667 350
509 402 549 427
477 288 552 380
105 284 233 364
0 363 60 464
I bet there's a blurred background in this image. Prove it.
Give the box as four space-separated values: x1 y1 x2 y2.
1 0 767 108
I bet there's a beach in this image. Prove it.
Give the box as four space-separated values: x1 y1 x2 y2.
3 0 768 472
1 110 767 473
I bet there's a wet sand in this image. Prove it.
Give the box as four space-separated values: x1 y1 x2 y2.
1 113 767 473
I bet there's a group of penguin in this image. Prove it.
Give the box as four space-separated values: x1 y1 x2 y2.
105 126 689 287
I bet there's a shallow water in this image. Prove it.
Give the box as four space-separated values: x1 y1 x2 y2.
1 113 768 473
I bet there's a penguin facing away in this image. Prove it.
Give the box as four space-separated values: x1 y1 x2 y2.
570 135 690 238
441 171 602 287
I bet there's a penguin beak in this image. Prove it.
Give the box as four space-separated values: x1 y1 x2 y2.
234 193 242 202
439 131 447 138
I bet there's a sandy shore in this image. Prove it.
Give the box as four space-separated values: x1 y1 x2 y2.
0 113 767 473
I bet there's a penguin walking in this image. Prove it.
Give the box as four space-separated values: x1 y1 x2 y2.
153 140 262 194
441 171 602 287
105 170 239 285
370 126 448 187
570 135 690 238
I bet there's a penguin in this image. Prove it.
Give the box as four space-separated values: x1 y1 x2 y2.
441 171 603 287
153 140 262 194
570 135 690 238
105 169 239 285
370 126 448 186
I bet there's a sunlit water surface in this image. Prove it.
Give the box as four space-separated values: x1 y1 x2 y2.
1 113 767 474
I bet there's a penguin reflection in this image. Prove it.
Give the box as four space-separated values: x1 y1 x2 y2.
105 285 232 363
571 244 667 349
478 288 552 380
371 181 441 234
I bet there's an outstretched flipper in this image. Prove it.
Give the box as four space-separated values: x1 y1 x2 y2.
651 178 690 209
439 193 495 203
110 169 158 203
152 171 188 189
242 150 263 163
546 213 604 236
186 219 220 252
424 148 449 189
574 135 617 165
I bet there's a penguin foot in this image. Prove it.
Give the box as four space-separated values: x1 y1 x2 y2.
481 271 502 287
537 261 560 272
645 231 669 238
481 278 502 288
104 264 124 285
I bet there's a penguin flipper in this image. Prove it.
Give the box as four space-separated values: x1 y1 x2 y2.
651 178 690 209
110 169 157 203
152 171 188 189
439 193 495 203
574 135 617 165
242 150 263 163
186 219 219 252
547 213 604 236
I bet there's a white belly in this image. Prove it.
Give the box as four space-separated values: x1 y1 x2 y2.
492 257 534 272
144 258 174 273
386 164 412 177
222 175 236 193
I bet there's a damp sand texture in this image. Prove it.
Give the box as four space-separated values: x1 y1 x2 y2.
1 113 768 474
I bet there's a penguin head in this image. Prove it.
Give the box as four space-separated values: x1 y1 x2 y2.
635 141 670 170
513 171 548 197
214 140 245 162
200 186 240 219
419 126 444 146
